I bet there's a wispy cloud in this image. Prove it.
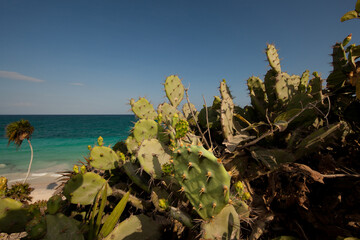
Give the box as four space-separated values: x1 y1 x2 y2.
70 82 84 86
0 71 44 83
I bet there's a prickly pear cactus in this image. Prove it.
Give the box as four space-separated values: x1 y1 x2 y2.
201 204 240 240
0 198 31 233
125 135 139 154
104 214 161 240
88 136 120 170
175 119 189 139
247 76 267 117
307 72 323 102
137 139 172 179
130 97 158 119
133 119 159 142
164 75 184 108
47 195 63 215
299 70 310 92
182 102 197 120
158 102 184 124
220 80 235 141
90 146 120 170
266 44 281 73
26 216 47 239
63 172 112 205
275 72 292 102
172 144 231 220
43 213 84 240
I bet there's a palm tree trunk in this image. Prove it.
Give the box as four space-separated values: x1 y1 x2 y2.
23 139 33 184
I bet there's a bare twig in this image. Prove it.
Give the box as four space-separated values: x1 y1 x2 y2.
203 95 213 150
323 173 360 178
238 129 275 150
185 88 210 149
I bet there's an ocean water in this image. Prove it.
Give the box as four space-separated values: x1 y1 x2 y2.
0 115 135 175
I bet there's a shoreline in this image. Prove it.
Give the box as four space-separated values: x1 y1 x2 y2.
1 164 70 202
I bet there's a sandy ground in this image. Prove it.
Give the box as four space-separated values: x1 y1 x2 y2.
1 164 69 202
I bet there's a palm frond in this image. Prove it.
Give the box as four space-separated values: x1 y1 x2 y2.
6 119 34 148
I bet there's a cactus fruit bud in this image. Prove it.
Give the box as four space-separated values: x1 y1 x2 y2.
73 165 79 174
0 177 7 196
158 198 169 210
98 136 104 146
80 165 86 174
242 192 251 201
342 33 352 46
157 113 163 123
235 181 244 192
175 119 189 139
117 151 126 162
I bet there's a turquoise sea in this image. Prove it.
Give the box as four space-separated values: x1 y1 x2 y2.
0 115 135 175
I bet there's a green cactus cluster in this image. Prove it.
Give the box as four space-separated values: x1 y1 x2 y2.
89 136 120 170
63 172 112 205
172 144 231 219
0 198 32 233
2 29 359 239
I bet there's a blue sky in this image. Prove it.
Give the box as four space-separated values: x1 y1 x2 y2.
0 0 358 114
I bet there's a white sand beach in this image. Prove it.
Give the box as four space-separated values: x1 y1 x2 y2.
1 164 69 202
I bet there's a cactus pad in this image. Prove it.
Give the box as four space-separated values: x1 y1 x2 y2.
26 217 47 239
63 172 112 205
164 75 184 107
125 135 139 154
130 97 158 119
104 214 161 240
137 139 172 179
43 213 84 240
299 70 310 92
275 72 291 102
220 80 234 140
201 204 240 240
133 119 159 142
47 195 63 215
90 145 120 170
247 76 267 117
266 44 281 73
182 102 197 120
0 198 30 233
172 144 231 220
157 102 184 123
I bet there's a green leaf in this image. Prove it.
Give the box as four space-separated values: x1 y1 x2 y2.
95 184 108 237
99 191 130 238
341 10 359 22
88 185 104 240
356 0 360 13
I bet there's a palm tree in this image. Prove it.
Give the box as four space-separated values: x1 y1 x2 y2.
6 119 35 184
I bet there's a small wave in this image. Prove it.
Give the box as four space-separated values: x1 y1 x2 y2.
50 173 62 177
0 164 6 169
32 173 48 177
